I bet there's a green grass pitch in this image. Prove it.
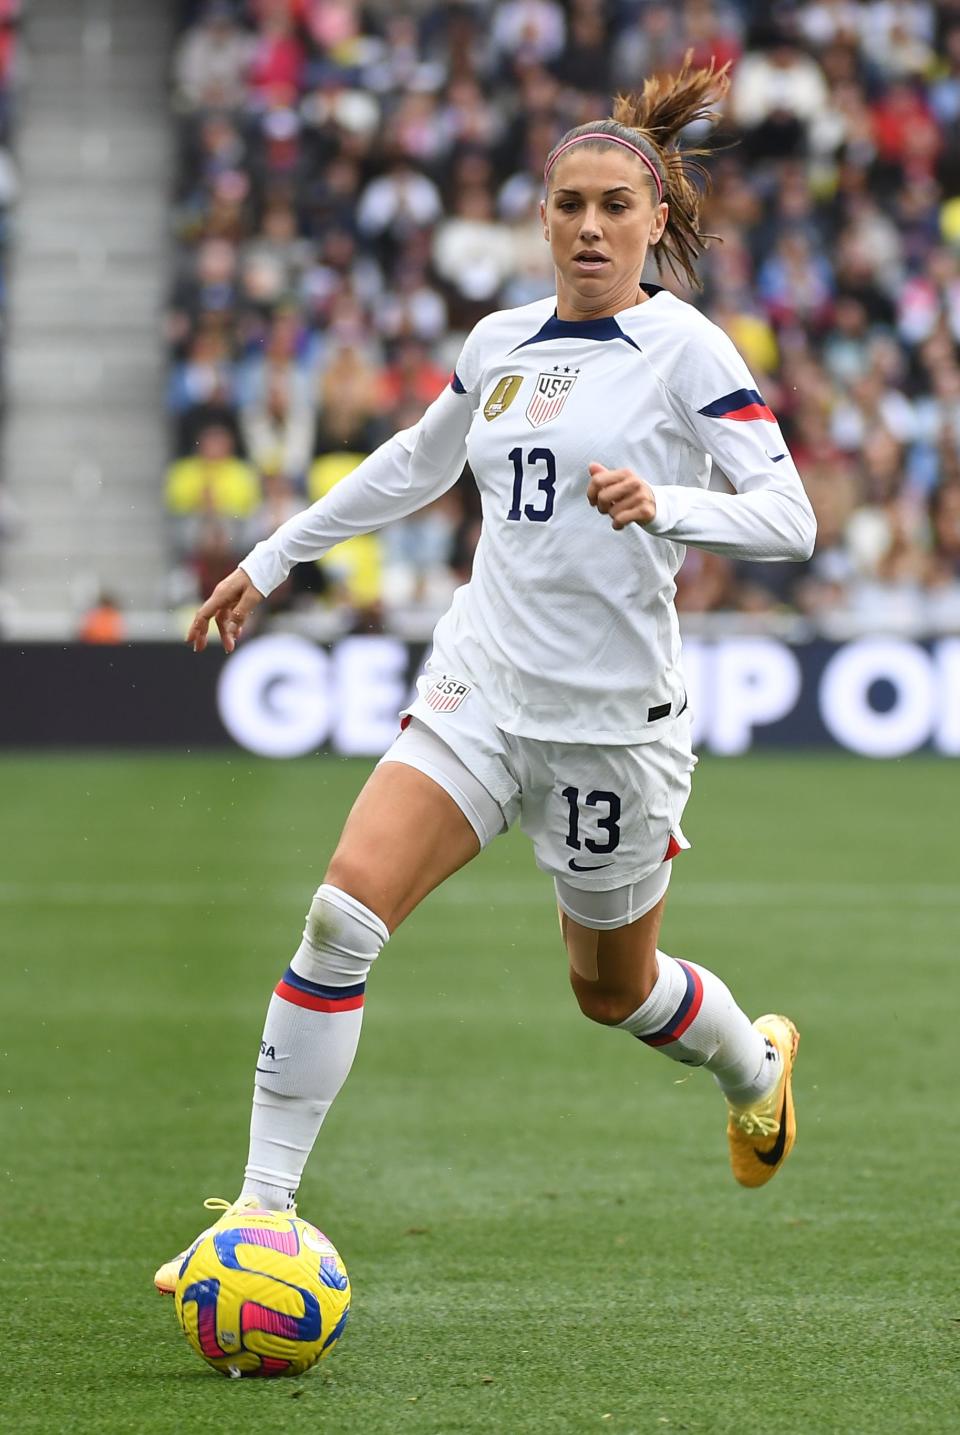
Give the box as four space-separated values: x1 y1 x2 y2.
1 751 956 1434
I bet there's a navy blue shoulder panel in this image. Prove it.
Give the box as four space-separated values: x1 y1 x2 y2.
510 314 642 353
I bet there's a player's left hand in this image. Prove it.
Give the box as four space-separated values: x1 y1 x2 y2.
586 464 657 530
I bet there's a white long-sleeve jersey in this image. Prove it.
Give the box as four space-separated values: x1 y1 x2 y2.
241 288 816 744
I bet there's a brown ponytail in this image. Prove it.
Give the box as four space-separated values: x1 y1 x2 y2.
544 54 730 289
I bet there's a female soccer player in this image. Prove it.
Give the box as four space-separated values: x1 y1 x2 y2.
156 60 816 1292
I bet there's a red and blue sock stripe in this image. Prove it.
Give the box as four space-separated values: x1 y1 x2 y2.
274 967 365 1013
638 961 703 1048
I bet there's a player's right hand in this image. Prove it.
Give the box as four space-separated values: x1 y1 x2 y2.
187 568 264 653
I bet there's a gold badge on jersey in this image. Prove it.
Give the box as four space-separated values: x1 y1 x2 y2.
483 375 523 421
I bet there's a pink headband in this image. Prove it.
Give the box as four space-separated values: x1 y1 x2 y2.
544 133 663 201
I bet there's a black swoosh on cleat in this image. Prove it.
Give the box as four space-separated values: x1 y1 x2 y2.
567 859 614 872
755 1091 789 1166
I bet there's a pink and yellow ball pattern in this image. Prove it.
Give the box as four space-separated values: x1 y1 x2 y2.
174 1208 350 1377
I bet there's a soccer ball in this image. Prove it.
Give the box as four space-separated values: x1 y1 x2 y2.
174 1207 350 1378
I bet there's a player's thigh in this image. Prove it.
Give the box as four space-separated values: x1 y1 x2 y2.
325 720 507 932
517 723 693 1021
325 763 479 932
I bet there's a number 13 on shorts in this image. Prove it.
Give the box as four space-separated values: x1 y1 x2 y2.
560 785 621 872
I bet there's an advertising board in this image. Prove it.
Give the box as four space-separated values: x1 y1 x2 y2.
3 635 958 758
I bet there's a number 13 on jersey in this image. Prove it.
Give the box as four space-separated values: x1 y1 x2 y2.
506 447 556 523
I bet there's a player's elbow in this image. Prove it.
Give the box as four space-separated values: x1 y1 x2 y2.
793 502 817 561
779 495 817 562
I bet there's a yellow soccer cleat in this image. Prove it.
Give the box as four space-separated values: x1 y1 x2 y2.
726 1014 799 1188
153 1196 292 1295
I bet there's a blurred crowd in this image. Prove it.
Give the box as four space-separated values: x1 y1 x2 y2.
0 0 20 590
0 0 18 473
165 0 960 634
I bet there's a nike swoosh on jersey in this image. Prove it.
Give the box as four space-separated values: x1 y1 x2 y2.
567 859 614 872
755 1091 789 1166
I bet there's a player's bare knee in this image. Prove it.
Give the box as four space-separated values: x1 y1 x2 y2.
562 910 650 1022
569 975 640 1027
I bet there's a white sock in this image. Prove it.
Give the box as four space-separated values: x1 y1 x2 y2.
240 885 389 1209
617 950 780 1104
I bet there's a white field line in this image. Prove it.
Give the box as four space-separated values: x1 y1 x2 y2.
0 880 957 908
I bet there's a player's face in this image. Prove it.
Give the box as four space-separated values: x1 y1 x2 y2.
541 148 668 320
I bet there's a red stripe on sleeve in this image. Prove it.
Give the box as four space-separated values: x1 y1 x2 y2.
721 403 777 423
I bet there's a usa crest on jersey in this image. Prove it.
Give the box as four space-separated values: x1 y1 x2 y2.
526 369 578 428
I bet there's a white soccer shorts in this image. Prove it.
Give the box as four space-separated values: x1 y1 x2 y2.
378 670 696 930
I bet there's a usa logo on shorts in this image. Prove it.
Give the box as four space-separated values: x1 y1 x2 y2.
526 367 578 428
425 676 472 713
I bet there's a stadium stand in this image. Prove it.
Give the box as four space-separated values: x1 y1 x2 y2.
0 0 172 634
4 1 960 637
0 1 19 553
164 0 960 638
